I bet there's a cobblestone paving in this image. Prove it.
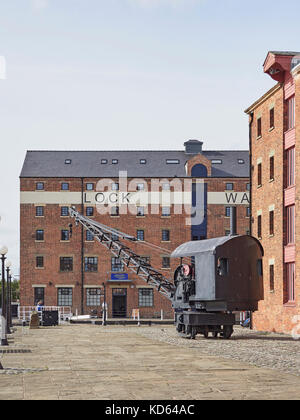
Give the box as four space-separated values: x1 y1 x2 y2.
0 324 299 400
134 325 300 377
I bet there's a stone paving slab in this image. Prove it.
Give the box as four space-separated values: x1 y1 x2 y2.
0 324 299 400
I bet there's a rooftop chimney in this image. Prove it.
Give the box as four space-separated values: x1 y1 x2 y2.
184 139 203 154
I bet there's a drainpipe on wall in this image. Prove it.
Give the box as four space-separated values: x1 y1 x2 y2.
81 178 84 315
249 111 254 237
249 111 254 330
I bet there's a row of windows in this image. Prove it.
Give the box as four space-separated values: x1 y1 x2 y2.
34 287 154 307
34 182 250 192
256 96 295 139
35 256 171 271
268 263 295 303
257 148 295 187
35 229 171 242
35 206 173 218
257 205 294 244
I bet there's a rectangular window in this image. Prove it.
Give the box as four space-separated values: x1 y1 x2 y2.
270 107 275 129
86 183 94 191
137 230 145 241
36 256 44 268
246 183 250 191
162 230 170 242
286 263 295 302
139 289 154 307
162 257 170 268
287 96 295 130
257 163 262 186
111 257 124 272
162 183 170 190
270 264 274 292
36 230 44 241
257 117 262 137
61 206 69 217
269 210 274 236
111 182 119 191
61 183 69 191
86 288 101 306
58 288 73 306
286 205 295 244
136 183 145 191
246 207 250 217
36 182 44 191
60 257 73 272
162 207 171 217
84 257 98 272
86 230 94 241
137 207 145 217
257 215 262 238
34 287 45 305
226 183 234 191
270 156 274 181
111 206 119 216
61 230 70 241
225 207 231 217
286 147 295 187
36 206 44 217
86 207 94 217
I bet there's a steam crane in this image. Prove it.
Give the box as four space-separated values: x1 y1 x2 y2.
68 207 176 300
68 207 264 340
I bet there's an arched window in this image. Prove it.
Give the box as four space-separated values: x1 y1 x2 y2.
191 164 208 178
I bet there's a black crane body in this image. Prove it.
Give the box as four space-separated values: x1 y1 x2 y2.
68 207 264 340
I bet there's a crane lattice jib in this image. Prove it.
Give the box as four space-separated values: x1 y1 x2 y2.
69 207 176 300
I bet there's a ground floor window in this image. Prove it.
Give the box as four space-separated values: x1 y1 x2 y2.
138 288 154 307
34 287 45 305
86 288 102 306
58 288 73 306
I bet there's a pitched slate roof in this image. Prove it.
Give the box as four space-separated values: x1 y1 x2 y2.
20 148 249 179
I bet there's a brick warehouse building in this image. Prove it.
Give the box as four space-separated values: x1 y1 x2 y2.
20 140 250 318
245 51 300 334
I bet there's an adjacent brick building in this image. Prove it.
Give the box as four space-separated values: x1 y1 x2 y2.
20 140 250 318
245 51 300 334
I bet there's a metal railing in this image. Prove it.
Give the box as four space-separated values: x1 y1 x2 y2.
18 306 73 323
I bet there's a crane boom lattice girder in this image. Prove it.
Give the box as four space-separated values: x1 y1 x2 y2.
69 208 175 299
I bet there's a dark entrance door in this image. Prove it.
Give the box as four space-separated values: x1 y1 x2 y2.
112 288 127 318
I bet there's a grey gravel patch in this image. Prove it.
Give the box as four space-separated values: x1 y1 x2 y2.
101 326 300 377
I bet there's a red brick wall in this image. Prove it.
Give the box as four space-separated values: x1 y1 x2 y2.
249 80 300 334
20 175 250 317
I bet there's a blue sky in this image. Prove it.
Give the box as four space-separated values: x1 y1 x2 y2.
1 0 300 272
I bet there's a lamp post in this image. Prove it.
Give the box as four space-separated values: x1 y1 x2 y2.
8 274 13 329
5 261 11 334
0 246 8 346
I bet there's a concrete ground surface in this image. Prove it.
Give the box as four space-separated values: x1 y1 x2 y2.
0 324 299 400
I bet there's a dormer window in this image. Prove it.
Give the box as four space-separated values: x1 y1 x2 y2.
238 159 245 164
112 159 118 165
140 159 147 164
101 159 108 164
211 159 222 164
65 159 72 164
166 159 180 164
